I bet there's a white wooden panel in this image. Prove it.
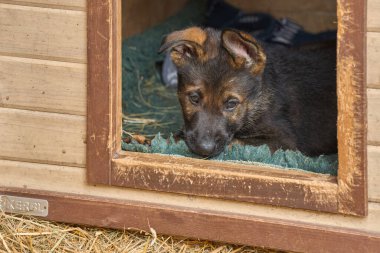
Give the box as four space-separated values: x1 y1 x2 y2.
1 159 380 234
0 56 86 115
368 145 380 202
0 3 86 62
2 0 86 10
367 32 380 88
368 88 380 144
0 108 85 166
368 0 380 31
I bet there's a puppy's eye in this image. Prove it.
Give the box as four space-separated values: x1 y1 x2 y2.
225 99 239 111
189 93 200 105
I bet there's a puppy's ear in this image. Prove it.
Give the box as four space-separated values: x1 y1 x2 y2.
159 27 207 66
222 29 266 75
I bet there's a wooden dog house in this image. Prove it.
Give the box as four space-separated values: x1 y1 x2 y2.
1 0 380 252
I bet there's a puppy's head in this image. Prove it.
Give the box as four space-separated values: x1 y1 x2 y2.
160 27 267 157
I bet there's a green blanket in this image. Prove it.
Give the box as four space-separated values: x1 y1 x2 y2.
121 0 338 175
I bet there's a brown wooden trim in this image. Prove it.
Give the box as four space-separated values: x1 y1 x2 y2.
87 0 120 184
86 0 368 216
112 152 339 213
336 0 368 216
112 0 123 155
1 188 379 253
115 0 123 155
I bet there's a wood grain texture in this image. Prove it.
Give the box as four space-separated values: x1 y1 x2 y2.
0 56 86 115
1 188 380 253
368 145 380 202
87 0 120 184
112 152 339 213
227 0 337 32
88 0 367 216
368 0 380 31
0 0 86 10
336 0 367 216
0 3 86 62
114 0 122 155
0 108 85 166
2 159 380 233
122 0 188 38
367 32 380 88
368 89 380 145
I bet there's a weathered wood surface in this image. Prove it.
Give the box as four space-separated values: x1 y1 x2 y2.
112 152 339 213
0 108 85 166
1 159 380 235
0 3 86 62
0 0 86 10
367 32 380 88
114 0 123 158
87 0 121 185
368 89 380 145
0 0 377 218
368 0 380 32
88 0 365 216
335 0 367 215
368 145 380 202
0 56 86 115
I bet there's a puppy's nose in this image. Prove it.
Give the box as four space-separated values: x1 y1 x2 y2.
198 141 216 156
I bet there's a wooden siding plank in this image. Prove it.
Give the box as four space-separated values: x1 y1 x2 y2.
368 145 380 202
368 0 380 32
367 32 380 88
0 108 85 166
0 0 85 10
0 56 86 115
0 3 86 62
368 89 380 145
1 159 380 234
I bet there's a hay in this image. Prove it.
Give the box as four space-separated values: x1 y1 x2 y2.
0 212 287 253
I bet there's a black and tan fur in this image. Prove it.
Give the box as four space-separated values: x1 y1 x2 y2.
160 27 337 157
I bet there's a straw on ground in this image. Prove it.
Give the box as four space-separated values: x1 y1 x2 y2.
0 212 285 253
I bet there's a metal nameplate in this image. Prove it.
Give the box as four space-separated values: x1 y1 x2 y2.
0 195 48 217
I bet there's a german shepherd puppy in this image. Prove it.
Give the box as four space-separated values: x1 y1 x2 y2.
159 27 337 157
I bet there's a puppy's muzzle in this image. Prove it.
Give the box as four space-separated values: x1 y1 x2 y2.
185 131 229 157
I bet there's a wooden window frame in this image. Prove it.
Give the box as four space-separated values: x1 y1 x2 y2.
87 0 367 216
